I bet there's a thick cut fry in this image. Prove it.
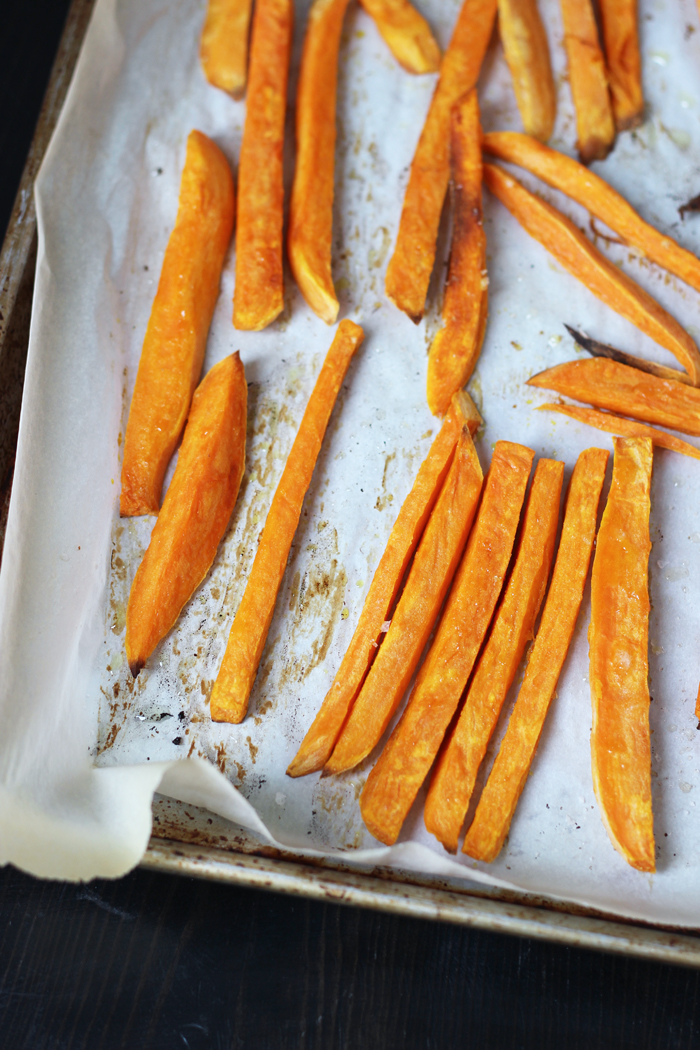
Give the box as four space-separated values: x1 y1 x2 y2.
528 358 700 437
200 0 254 98
359 0 441 74
210 321 364 723
385 0 497 322
126 354 247 678
497 0 556 143
364 455 559 847
485 164 700 385
427 92 488 417
287 392 481 778
121 132 235 517
589 437 655 872
539 402 700 461
324 427 485 775
288 0 351 324
462 447 608 862
482 134 700 297
560 0 615 163
598 0 643 131
233 0 293 331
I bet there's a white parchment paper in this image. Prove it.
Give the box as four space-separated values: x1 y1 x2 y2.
3 0 700 923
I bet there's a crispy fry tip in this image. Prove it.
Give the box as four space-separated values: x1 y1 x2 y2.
129 660 143 680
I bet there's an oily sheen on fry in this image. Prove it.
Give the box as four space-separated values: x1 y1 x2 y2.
358 0 440 74
497 0 555 143
598 0 643 131
560 0 615 163
200 0 253 97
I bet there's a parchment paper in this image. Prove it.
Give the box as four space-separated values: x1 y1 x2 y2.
2 0 700 924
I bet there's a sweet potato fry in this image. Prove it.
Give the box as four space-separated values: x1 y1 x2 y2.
233 0 293 331
385 0 497 322
288 0 351 324
359 0 441 74
539 402 700 461
528 358 700 437
559 0 615 163
485 163 700 385
210 321 364 724
126 353 247 678
121 131 235 517
364 455 558 848
462 447 608 862
589 437 655 872
598 0 643 131
324 425 485 776
200 0 253 98
565 325 692 386
427 91 488 417
482 133 700 297
287 392 481 778
497 0 556 143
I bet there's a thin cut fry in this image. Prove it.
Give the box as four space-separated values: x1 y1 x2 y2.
485 163 700 385
288 0 351 324
565 325 691 386
589 437 655 872
528 357 700 437
233 0 293 331
200 0 253 98
462 447 608 862
126 354 247 678
598 0 643 131
364 454 558 848
497 0 556 143
121 131 235 517
324 426 485 776
427 92 488 417
210 321 364 724
560 0 615 163
359 0 441 74
385 0 497 323
696 683 700 725
482 133 700 297
287 392 481 778
539 402 700 462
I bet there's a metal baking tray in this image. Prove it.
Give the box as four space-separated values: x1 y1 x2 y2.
4 0 700 967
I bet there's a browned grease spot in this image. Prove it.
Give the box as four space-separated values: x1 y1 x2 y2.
278 551 348 689
113 682 120 698
375 452 396 512
187 739 197 757
98 722 120 756
215 742 227 773
246 736 258 763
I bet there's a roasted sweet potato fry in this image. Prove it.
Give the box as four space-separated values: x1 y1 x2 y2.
497 0 556 143
589 437 655 872
559 0 615 163
485 163 700 385
565 325 691 386
121 131 235 517
385 0 497 322
364 454 558 848
287 392 481 778
359 0 441 74
462 447 608 862
598 0 643 131
126 353 247 678
324 426 485 776
288 0 351 324
200 0 254 98
539 402 700 461
427 92 488 417
210 321 364 724
233 0 293 331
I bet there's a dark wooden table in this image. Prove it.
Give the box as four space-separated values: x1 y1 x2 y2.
3 3 700 1047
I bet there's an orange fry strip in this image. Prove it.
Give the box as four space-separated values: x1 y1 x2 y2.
497 0 556 143
385 0 497 323
200 0 253 98
359 0 441 74
288 0 351 324
462 447 608 862
539 402 700 462
482 133 700 297
485 164 700 385
528 358 700 437
589 437 655 872
121 131 235 517
126 354 247 678
210 321 364 723
324 426 485 776
287 392 481 778
233 0 293 331
560 0 615 163
427 91 488 417
598 0 643 131
364 454 557 847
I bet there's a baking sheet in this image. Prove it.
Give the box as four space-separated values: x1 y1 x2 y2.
2 0 700 923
